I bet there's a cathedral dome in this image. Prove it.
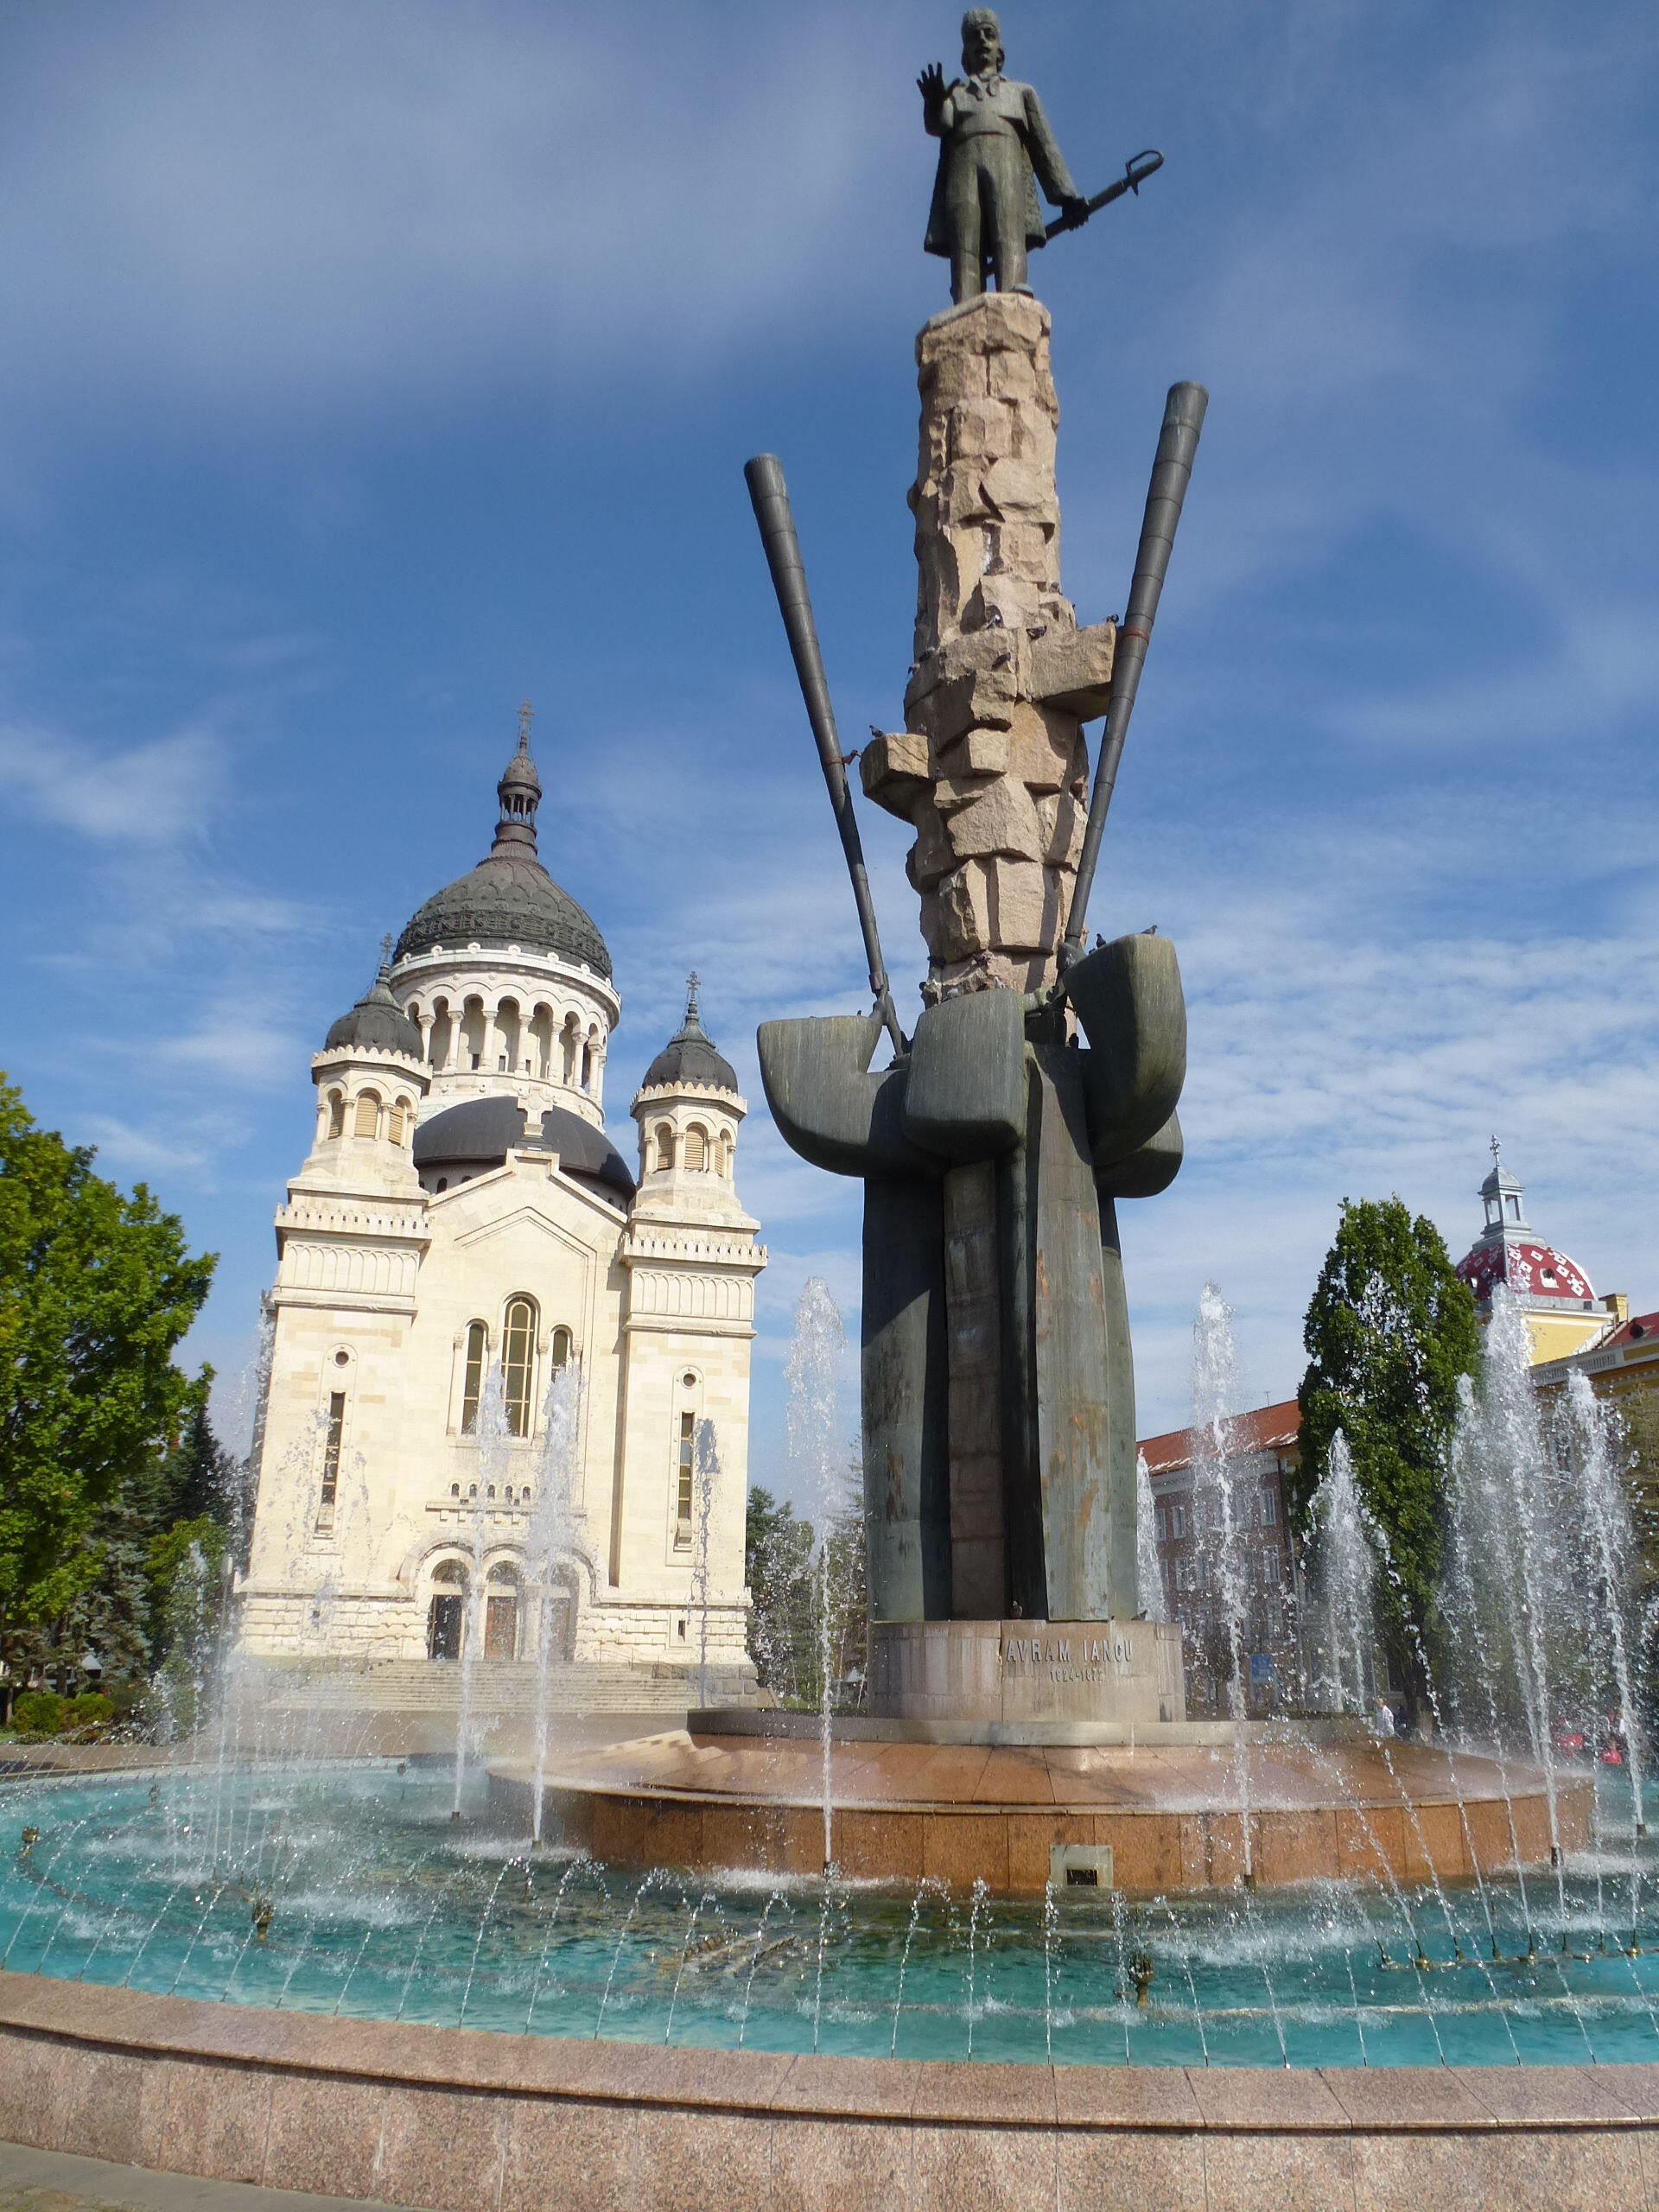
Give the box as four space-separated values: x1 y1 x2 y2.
395 855 611 976
1456 1239 1595 1306
324 957 423 1059
640 975 738 1093
413 1096 635 1201
392 711 612 979
1454 1141 1597 1309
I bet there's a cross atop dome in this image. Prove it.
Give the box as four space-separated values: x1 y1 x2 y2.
494 700 542 855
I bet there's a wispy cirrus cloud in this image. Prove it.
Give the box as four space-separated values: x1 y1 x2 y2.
0 722 225 842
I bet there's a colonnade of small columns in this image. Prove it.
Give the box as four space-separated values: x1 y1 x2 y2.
402 992 609 1103
315 1077 422 1147
641 1116 738 1180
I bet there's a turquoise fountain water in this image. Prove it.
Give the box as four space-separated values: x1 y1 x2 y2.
3 1280 1649 2070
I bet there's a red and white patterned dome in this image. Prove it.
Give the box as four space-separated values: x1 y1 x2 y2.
1456 1238 1594 1306
1457 1141 1598 1309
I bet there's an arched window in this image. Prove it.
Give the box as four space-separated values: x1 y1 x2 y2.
461 1320 486 1433
388 1100 409 1145
684 1125 709 1172
327 1090 346 1140
581 1034 596 1092
652 1122 675 1173
561 1015 581 1085
503 1296 537 1437
718 1130 734 1178
551 1325 573 1372
353 1090 381 1139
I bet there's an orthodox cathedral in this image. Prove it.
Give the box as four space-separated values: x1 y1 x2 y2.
238 715 766 1681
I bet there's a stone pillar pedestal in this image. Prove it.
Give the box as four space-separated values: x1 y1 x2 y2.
868 1616 1185 1726
861 293 1116 998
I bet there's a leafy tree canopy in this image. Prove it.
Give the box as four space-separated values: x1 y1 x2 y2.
0 1077 215 1621
1292 1196 1479 1712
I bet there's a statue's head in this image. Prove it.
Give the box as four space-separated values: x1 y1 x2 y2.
961 8 1004 76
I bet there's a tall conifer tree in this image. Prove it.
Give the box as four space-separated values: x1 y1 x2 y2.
1291 1197 1479 1724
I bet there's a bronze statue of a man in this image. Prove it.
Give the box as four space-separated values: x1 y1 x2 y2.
920 9 1085 304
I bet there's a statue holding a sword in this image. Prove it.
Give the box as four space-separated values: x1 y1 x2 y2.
921 6 1162 303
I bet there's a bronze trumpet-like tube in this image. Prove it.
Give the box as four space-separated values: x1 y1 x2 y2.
1062 381 1208 968
744 454 906 1057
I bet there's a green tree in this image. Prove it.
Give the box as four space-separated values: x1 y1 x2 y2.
1292 1197 1480 1727
745 1485 816 1702
0 1077 216 1626
744 1482 868 1709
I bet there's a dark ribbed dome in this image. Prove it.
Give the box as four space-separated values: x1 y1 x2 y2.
641 976 737 1093
324 960 423 1058
412 1097 634 1200
392 715 612 979
395 853 611 976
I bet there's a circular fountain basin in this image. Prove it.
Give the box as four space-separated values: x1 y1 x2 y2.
2 1758 1642 2073
499 1719 1590 1895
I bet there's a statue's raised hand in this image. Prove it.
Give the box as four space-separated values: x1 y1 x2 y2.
918 60 946 124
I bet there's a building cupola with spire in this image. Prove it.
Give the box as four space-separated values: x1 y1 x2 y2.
240 709 766 1694
1454 1137 1626 1363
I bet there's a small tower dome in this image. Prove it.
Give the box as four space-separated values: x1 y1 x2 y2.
631 975 748 1203
640 973 738 1094
324 944 424 1060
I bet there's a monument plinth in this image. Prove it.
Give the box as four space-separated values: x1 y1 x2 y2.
868 1614 1185 1726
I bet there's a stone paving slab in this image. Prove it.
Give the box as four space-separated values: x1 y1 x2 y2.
0 2138 422 2211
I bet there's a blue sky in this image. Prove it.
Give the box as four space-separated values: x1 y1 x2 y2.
1 0 1656 1492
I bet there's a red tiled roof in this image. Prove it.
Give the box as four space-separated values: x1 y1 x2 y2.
1138 1399 1301 1476
1599 1311 1659 1351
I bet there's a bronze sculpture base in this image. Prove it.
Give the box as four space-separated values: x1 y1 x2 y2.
490 1730 1586 1896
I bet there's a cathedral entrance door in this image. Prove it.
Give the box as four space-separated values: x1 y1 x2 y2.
484 1593 518 1660
427 1593 463 1662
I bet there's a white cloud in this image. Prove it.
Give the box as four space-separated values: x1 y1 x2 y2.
0 2 929 420
0 723 224 842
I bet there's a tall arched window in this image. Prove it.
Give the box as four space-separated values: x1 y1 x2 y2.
718 1130 734 1179
388 1099 409 1145
353 1091 381 1139
683 1125 709 1172
503 1296 537 1437
461 1321 486 1433
652 1122 675 1173
327 1090 346 1139
551 1325 573 1371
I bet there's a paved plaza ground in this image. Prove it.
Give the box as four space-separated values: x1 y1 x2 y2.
0 2140 420 2212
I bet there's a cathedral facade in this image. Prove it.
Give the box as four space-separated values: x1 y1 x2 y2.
238 721 765 1680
